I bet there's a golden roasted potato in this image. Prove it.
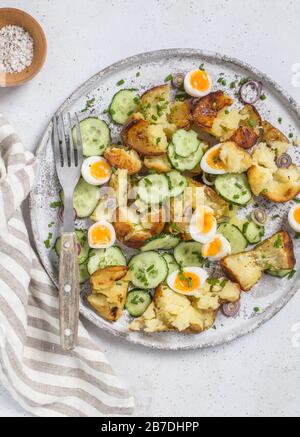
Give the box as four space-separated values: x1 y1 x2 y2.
221 231 295 291
240 104 262 135
121 118 168 156
247 143 300 202
167 100 192 130
88 270 131 322
129 285 216 333
210 108 243 141
262 121 290 155
191 91 233 133
104 146 142 175
90 266 128 291
192 279 241 311
219 141 253 173
114 206 165 249
144 154 172 173
230 126 258 149
138 84 171 121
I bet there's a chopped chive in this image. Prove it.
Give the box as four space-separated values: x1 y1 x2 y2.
260 94 267 101
164 74 173 83
116 79 125 86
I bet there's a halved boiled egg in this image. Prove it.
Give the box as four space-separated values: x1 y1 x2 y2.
184 69 212 98
189 206 217 244
288 204 300 233
88 221 116 249
202 234 231 261
81 157 112 186
200 144 227 175
167 267 208 296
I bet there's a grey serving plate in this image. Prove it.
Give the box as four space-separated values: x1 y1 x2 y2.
30 49 300 350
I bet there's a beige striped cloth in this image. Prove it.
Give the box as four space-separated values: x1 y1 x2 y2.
0 114 134 417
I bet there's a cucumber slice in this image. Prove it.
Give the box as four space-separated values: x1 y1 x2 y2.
129 251 168 289
79 263 90 284
87 246 126 275
162 253 179 275
141 234 180 252
55 229 90 265
215 173 252 205
166 171 187 198
218 223 248 254
125 290 152 317
109 89 139 125
172 129 200 158
73 178 100 218
242 221 265 244
174 242 204 268
168 143 204 171
137 174 170 204
72 117 111 157
265 269 292 278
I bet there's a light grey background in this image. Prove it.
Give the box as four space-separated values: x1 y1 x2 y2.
0 0 300 417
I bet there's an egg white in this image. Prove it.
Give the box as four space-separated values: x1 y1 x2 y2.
81 157 112 186
202 234 231 261
200 144 227 175
184 70 213 98
288 204 300 233
167 267 209 296
189 206 217 244
88 221 116 249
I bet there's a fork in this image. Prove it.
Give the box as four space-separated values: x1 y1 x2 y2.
52 112 83 351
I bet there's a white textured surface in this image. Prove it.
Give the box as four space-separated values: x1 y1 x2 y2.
0 0 300 418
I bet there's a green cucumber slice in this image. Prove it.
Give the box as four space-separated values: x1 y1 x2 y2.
125 290 152 317
215 173 252 205
162 253 179 275
174 242 204 268
168 143 204 171
172 129 200 158
129 251 168 289
137 174 170 204
218 223 248 254
141 234 180 252
265 269 293 278
166 171 187 198
72 117 111 157
242 221 265 244
73 178 100 218
87 246 126 275
109 89 139 125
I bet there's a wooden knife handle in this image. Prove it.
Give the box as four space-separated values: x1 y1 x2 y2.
59 232 80 351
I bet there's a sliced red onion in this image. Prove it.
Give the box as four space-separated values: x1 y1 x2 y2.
276 153 292 169
58 206 77 223
239 80 262 105
202 173 216 186
251 208 268 226
222 301 241 317
172 73 185 89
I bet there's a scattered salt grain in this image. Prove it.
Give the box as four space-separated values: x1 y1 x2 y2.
0 25 34 74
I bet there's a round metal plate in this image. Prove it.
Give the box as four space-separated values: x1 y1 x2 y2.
30 49 300 350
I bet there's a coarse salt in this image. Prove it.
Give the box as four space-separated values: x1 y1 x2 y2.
0 25 34 74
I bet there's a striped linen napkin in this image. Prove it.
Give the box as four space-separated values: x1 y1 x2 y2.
0 113 134 417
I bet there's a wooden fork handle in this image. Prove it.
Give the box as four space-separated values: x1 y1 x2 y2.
59 232 80 351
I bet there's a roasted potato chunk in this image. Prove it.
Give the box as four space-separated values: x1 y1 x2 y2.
221 231 295 291
262 121 290 155
114 206 165 249
167 101 192 130
104 146 142 175
90 266 128 291
88 269 131 322
219 141 253 173
144 154 172 173
121 118 168 156
129 285 217 333
192 280 241 311
192 91 233 133
230 126 258 149
240 105 262 135
138 84 171 121
247 143 300 202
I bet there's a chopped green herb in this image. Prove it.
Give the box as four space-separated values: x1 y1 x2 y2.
136 72 141 77
199 63 205 71
151 115 158 122
239 77 250 86
294 198 300 204
288 269 296 279
278 117 283 124
127 110 134 117
274 235 283 249
116 79 125 86
43 232 53 250
156 137 162 145
81 97 96 113
254 307 261 313
230 81 237 89
50 201 62 209
164 74 173 83
144 178 152 186
260 94 267 101
248 119 256 128
111 167 117 174
262 188 268 194
133 96 140 104
289 133 294 139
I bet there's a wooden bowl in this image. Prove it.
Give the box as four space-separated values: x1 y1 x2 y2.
0 8 47 87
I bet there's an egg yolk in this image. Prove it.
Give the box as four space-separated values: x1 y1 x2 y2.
190 70 210 92
207 147 226 170
196 208 215 234
293 206 300 224
204 237 222 257
90 161 111 181
90 225 112 246
174 272 201 293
